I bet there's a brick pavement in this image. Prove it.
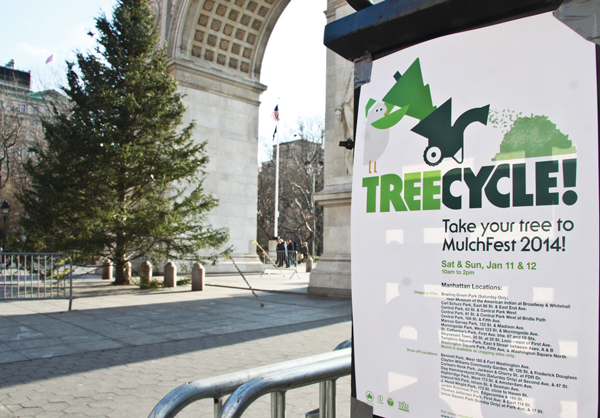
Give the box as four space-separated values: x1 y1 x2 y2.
0 274 352 418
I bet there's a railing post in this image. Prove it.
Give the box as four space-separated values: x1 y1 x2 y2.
271 391 286 418
319 381 327 418
326 380 336 418
68 255 73 311
214 397 223 418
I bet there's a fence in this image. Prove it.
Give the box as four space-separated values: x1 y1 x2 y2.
148 345 351 418
0 253 73 311
261 251 301 280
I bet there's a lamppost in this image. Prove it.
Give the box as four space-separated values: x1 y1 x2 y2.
1 200 9 251
304 160 323 258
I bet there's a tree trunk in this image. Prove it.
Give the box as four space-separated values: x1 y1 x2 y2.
113 257 130 285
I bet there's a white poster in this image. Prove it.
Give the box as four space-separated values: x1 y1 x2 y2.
351 12 599 418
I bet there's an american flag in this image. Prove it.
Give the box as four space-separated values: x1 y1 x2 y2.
271 104 280 122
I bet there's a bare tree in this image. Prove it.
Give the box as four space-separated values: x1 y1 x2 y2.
0 86 60 247
257 116 324 255
0 101 22 190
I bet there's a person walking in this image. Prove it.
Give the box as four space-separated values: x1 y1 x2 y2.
283 239 291 268
287 240 296 267
299 242 309 264
276 239 285 267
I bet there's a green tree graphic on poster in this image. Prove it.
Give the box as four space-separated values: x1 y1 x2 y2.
382 58 437 121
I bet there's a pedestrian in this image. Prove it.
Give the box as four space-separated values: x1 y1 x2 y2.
300 242 309 263
287 240 296 267
276 239 285 267
293 241 299 264
284 239 290 268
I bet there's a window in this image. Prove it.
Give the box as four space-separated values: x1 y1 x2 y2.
20 105 26 113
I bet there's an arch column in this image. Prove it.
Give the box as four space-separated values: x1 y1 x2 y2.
169 59 267 272
308 0 355 297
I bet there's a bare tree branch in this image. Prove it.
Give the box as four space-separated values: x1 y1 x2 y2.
256 116 324 254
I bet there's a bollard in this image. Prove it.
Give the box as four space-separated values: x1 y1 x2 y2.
102 260 113 280
191 263 205 291
164 262 177 287
306 257 313 273
305 409 320 418
124 261 132 283
140 260 152 286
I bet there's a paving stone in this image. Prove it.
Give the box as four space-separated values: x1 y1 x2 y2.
19 345 80 360
4 338 65 351
70 340 126 352
12 407 44 417
0 351 29 364
40 402 70 411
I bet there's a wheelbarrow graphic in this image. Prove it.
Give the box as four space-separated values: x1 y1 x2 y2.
411 98 490 166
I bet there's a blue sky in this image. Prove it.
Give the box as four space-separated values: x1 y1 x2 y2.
0 0 327 161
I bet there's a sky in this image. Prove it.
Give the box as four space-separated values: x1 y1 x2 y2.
0 0 328 162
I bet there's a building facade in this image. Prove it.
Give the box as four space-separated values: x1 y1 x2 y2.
0 61 63 237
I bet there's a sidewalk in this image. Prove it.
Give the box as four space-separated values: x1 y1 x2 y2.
0 271 352 418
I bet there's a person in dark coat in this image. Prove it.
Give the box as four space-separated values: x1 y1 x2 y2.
286 240 296 267
276 239 286 267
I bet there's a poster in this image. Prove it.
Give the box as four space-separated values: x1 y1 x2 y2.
351 12 599 418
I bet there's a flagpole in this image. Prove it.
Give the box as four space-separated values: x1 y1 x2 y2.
274 122 280 238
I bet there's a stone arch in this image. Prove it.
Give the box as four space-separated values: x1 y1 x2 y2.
153 0 355 294
152 0 296 273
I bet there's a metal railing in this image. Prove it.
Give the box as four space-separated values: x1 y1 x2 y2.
149 346 351 418
0 253 73 311
261 251 301 280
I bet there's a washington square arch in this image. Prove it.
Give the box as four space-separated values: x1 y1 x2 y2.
152 0 355 297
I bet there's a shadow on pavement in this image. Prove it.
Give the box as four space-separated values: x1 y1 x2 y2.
0 289 351 389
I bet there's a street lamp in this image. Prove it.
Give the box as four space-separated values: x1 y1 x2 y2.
304 160 323 258
1 200 9 251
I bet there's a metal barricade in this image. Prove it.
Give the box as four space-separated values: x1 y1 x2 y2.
0 253 73 311
261 251 300 280
220 354 348 418
261 251 285 278
148 347 351 418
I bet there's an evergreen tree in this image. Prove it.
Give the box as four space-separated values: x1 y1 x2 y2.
19 0 229 284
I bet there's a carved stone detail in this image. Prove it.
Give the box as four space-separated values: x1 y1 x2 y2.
184 0 279 76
